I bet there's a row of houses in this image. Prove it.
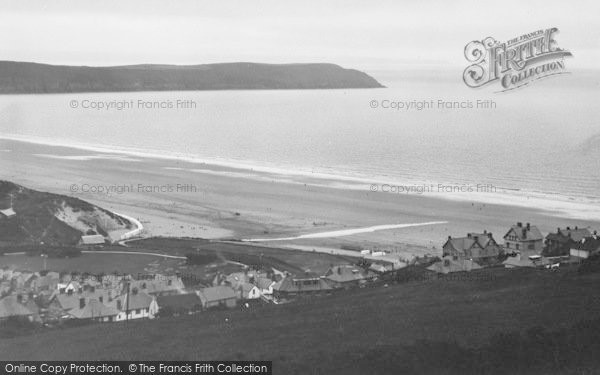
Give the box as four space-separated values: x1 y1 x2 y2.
0 270 244 323
0 260 391 323
429 222 600 273
211 263 388 303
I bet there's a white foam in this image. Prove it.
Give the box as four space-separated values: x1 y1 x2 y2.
3 133 600 221
242 221 448 242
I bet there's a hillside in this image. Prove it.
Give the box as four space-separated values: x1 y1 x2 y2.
1 267 599 374
0 181 132 246
0 61 384 93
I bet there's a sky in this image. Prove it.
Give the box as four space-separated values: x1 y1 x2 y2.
0 0 599 72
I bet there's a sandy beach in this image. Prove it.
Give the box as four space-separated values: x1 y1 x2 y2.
1 137 599 259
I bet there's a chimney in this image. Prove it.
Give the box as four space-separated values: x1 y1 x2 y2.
526 223 530 230
483 230 487 234
79 298 85 309
448 236 452 240
467 233 472 238
567 226 571 230
517 222 522 227
487 232 493 239
575 226 578 230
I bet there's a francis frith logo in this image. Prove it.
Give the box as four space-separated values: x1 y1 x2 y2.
463 28 572 92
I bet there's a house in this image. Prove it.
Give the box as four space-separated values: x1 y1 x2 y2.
369 263 395 274
156 293 202 316
49 288 112 315
110 289 158 321
503 222 544 254
225 272 251 289
427 258 482 274
79 234 105 246
197 286 237 309
324 265 370 288
570 233 600 259
442 231 504 263
544 226 593 256
237 283 261 300
129 274 184 296
255 277 276 296
503 253 546 268
57 280 82 294
0 295 36 321
67 299 120 323
32 272 60 293
0 207 16 219
272 274 333 299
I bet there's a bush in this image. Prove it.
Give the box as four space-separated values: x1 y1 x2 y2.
578 253 600 274
185 252 218 265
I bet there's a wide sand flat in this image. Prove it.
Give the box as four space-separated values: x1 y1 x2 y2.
2 138 598 258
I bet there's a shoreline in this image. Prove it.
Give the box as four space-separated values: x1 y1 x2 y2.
2 133 600 221
2 136 600 259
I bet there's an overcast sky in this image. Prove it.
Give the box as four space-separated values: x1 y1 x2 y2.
0 0 598 71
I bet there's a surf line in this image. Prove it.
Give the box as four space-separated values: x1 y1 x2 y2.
242 221 448 242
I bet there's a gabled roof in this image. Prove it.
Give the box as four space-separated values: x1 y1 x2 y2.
53 289 114 311
558 227 592 242
427 258 482 274
571 236 600 252
111 291 154 311
325 265 366 283
0 208 16 218
274 276 333 293
444 233 496 252
156 293 202 310
130 275 184 295
255 277 275 290
369 263 394 273
0 296 35 318
69 299 119 319
504 224 543 241
226 272 250 288
199 286 237 303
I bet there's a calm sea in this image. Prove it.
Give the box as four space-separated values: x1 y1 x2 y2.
1 69 599 217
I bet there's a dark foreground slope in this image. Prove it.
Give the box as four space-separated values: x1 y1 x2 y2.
0 61 384 93
1 267 599 374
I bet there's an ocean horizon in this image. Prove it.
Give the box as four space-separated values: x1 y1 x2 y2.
1 70 599 220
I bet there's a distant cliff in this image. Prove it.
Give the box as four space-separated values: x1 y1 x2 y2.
0 61 384 93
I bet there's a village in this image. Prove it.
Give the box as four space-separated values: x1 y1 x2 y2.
1 204 599 326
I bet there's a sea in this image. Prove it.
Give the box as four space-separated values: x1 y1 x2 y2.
0 68 599 219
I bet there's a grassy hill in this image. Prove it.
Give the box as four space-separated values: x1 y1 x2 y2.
0 61 384 93
1 267 599 374
0 181 132 246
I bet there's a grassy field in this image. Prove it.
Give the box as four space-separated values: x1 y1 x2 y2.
0 252 185 276
129 237 354 275
1 267 599 373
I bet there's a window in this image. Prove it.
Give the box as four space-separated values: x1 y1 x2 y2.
135 309 141 314
506 243 510 248
516 244 520 250
528 244 535 250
